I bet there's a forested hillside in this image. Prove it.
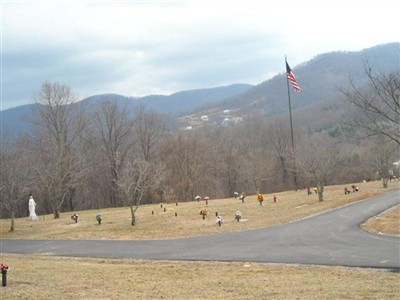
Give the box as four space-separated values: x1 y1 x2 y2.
181 43 399 129
1 84 252 138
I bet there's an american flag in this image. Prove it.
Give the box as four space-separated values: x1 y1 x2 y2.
286 61 301 92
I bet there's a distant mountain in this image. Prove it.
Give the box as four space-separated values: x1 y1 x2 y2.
0 103 40 138
183 42 399 126
0 84 252 138
83 83 252 115
2 43 398 138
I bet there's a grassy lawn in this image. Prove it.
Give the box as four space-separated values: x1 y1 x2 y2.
1 180 399 240
0 255 399 299
1 180 399 299
362 204 400 236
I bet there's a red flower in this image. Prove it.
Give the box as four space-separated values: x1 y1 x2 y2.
0 263 9 271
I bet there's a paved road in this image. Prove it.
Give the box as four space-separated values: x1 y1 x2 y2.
2 190 399 269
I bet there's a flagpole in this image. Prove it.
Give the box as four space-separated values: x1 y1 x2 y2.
285 56 298 190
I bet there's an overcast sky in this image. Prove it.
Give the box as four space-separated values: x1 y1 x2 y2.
1 0 399 110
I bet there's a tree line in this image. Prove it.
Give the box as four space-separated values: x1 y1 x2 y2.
1 68 399 230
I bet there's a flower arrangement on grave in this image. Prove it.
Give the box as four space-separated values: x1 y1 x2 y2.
235 211 242 222
1 263 8 287
199 208 207 220
0 264 8 273
215 215 224 226
239 192 246 203
71 213 79 223
96 214 102 225
257 194 264 205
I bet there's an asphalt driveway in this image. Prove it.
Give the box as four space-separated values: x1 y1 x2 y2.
2 190 399 269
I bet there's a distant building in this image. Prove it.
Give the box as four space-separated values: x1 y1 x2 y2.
201 115 209 121
222 117 231 127
185 126 192 130
223 109 230 114
232 116 243 124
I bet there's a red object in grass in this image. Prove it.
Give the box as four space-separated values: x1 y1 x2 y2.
0 264 9 272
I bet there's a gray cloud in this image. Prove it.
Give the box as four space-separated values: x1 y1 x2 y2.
1 0 398 110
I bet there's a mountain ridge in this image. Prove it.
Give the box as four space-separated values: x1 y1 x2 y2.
1 84 252 137
1 42 398 137
212 42 399 116
81 83 253 116
176 42 398 129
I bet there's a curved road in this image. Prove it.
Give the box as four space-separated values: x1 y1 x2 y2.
2 190 399 269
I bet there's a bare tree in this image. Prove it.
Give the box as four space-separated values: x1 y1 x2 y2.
0 137 30 230
90 100 135 206
216 129 241 196
341 66 400 145
240 149 274 194
265 122 293 189
135 105 166 162
32 134 87 217
162 132 213 201
236 116 266 150
30 82 87 218
297 137 339 201
0 151 20 231
361 138 398 188
118 157 164 225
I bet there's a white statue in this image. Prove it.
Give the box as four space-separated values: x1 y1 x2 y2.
28 195 38 220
